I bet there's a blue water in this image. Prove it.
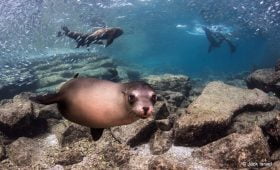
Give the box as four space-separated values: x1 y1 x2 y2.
1 0 280 79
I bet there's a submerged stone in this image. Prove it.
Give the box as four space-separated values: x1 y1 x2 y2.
174 81 275 146
143 74 191 96
246 68 280 97
192 126 270 169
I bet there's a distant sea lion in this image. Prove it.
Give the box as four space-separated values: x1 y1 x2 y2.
203 26 236 53
30 76 157 141
57 26 123 48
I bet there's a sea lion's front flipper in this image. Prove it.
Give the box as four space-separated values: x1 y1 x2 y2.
29 93 61 105
225 39 237 53
105 38 114 47
90 128 104 141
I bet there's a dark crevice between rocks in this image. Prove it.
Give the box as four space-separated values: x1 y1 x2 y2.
261 117 280 155
127 121 158 148
0 146 7 162
174 121 229 147
247 81 280 98
228 103 276 134
234 103 275 115
0 117 48 141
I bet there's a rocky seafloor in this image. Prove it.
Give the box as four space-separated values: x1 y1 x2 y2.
0 53 279 169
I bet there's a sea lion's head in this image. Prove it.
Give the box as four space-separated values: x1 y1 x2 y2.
123 81 156 119
112 28 123 38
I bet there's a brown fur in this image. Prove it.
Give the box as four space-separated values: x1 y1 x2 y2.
59 26 123 48
31 78 156 129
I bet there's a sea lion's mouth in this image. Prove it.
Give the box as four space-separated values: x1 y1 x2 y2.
136 114 151 119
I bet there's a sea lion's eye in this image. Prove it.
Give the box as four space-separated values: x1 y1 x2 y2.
151 94 157 104
128 94 136 104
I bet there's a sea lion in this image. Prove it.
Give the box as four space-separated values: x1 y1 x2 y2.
30 77 157 141
57 26 123 48
203 26 236 53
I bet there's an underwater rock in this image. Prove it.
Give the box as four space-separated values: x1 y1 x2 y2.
0 94 33 127
33 54 122 92
60 122 91 146
49 120 91 146
37 104 61 120
116 66 141 81
262 114 280 151
270 161 280 170
276 59 280 72
174 81 275 146
160 90 186 108
110 118 157 147
38 74 68 88
155 119 173 131
225 79 247 88
228 96 280 135
271 149 280 162
246 68 280 97
229 109 280 135
7 137 40 167
48 165 65 170
192 126 270 169
0 93 57 138
0 93 49 137
143 74 191 96
127 145 197 169
148 156 186 169
0 144 5 161
149 130 173 155
102 142 131 167
53 147 85 166
70 141 130 169
7 135 60 167
154 102 171 120
77 67 119 81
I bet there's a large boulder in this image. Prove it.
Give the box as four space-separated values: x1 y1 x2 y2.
262 114 280 151
0 93 49 137
246 68 280 97
143 74 191 96
192 126 270 169
174 81 275 146
6 135 60 168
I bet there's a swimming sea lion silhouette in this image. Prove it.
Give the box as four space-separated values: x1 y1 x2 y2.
57 26 123 48
203 26 236 53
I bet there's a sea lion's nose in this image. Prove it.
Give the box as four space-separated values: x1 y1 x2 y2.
143 107 149 115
